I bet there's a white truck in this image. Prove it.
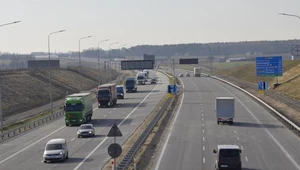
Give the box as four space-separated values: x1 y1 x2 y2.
194 67 201 77
136 72 146 85
216 97 235 125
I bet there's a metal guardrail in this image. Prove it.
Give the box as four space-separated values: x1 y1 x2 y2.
0 111 64 142
116 97 172 170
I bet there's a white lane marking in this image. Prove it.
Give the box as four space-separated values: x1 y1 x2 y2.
202 110 203 112
74 82 161 170
241 146 244 150
202 118 204 121
154 78 185 170
113 108 116 110
237 137 240 140
104 115 107 117
202 130 205 133
212 79 300 170
203 146 205 151
203 158 205 163
109 111 111 113
234 130 237 133
203 137 205 141
245 156 249 161
0 125 65 164
202 124 204 127
71 138 75 141
202 114 204 116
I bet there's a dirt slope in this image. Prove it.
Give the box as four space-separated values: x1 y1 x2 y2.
0 67 119 117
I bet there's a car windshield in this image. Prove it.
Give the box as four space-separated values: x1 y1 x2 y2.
117 87 123 93
46 144 63 150
79 125 92 129
98 90 109 96
65 103 83 111
219 149 239 158
137 76 144 80
126 80 135 85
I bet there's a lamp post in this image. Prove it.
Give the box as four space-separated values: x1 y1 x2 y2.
109 42 119 82
98 39 109 85
0 20 21 137
78 36 92 91
48 30 65 114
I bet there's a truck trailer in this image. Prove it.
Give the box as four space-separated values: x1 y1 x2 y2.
216 97 235 125
64 92 93 126
194 67 201 77
97 84 117 107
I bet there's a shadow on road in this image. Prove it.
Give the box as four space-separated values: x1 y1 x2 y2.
233 122 284 128
116 102 147 108
90 118 132 127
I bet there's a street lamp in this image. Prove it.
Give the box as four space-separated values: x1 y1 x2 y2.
48 30 65 114
109 42 119 82
0 20 21 137
0 21 21 28
78 35 92 91
98 39 109 85
279 13 300 19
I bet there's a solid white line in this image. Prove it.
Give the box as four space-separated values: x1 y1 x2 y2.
74 81 161 170
154 78 185 170
211 79 300 170
245 156 249 161
71 137 75 141
203 157 205 163
203 146 205 151
0 125 65 164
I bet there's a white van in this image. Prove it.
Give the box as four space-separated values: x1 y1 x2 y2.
43 138 69 163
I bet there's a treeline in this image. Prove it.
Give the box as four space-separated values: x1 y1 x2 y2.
1 39 300 58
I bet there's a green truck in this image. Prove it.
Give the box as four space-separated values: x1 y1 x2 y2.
64 92 93 126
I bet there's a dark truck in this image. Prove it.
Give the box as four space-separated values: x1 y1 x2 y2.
125 77 137 92
97 84 117 107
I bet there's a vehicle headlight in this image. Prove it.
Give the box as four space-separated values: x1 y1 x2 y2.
77 131 80 134
59 152 63 155
89 130 93 133
80 119 82 121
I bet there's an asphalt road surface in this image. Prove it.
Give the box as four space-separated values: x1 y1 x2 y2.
0 70 168 170
154 70 300 170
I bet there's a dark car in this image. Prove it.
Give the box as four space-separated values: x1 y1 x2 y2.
151 78 158 84
213 145 242 170
77 124 95 138
116 85 125 99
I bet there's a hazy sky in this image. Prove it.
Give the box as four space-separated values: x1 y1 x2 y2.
1 0 300 54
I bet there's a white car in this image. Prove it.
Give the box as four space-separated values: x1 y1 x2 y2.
43 138 69 163
77 124 95 138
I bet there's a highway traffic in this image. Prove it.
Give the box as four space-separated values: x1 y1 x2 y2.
154 70 300 170
0 70 168 170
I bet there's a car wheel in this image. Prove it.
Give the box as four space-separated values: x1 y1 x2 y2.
66 152 69 159
77 134 81 138
43 160 47 163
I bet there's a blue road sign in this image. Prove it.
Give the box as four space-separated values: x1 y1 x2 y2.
258 82 268 90
256 56 283 77
258 82 264 90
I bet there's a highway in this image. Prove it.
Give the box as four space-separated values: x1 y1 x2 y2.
0 70 168 170
154 70 300 170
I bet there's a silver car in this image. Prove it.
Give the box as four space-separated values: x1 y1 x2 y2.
77 124 95 138
43 138 69 163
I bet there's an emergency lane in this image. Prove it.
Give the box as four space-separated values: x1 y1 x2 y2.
0 70 168 170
